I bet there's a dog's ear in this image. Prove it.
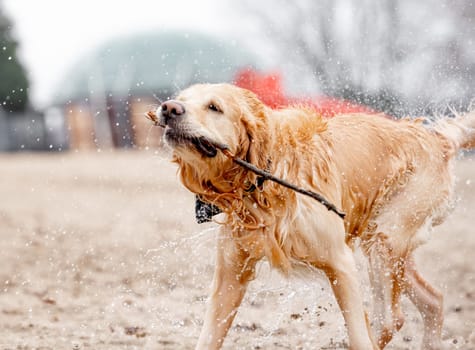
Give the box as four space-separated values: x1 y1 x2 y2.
239 89 270 170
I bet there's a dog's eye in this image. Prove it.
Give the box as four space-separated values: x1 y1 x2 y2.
208 103 222 113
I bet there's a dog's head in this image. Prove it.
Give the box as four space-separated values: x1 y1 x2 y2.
157 84 270 194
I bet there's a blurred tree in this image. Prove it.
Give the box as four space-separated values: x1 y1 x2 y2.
0 2 29 112
242 0 474 116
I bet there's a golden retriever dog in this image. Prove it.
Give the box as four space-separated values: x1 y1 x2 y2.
154 83 474 350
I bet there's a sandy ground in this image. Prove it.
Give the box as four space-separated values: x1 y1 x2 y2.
0 151 474 350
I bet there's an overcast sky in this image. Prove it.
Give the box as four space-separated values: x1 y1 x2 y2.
3 0 244 108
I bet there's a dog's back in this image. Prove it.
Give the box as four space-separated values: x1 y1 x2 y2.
323 113 474 249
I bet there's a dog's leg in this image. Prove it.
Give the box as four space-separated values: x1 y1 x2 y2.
196 228 257 350
323 244 378 350
366 235 405 349
403 256 444 350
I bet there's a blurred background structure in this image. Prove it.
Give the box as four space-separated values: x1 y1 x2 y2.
48 32 259 151
0 0 474 152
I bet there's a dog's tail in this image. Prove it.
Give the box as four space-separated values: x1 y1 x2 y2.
434 111 475 150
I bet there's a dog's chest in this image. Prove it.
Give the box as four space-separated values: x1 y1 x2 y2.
270 197 346 263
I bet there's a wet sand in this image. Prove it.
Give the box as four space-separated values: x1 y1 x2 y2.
0 151 473 349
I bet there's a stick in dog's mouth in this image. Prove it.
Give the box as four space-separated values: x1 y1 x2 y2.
145 111 161 126
145 110 345 219
191 136 220 158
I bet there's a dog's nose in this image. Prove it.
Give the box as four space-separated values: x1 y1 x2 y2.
161 100 185 120
159 100 185 127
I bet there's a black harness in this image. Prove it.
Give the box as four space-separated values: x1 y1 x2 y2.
195 175 267 224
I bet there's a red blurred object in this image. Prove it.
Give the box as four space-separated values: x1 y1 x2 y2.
302 96 375 117
234 68 288 108
234 68 376 117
